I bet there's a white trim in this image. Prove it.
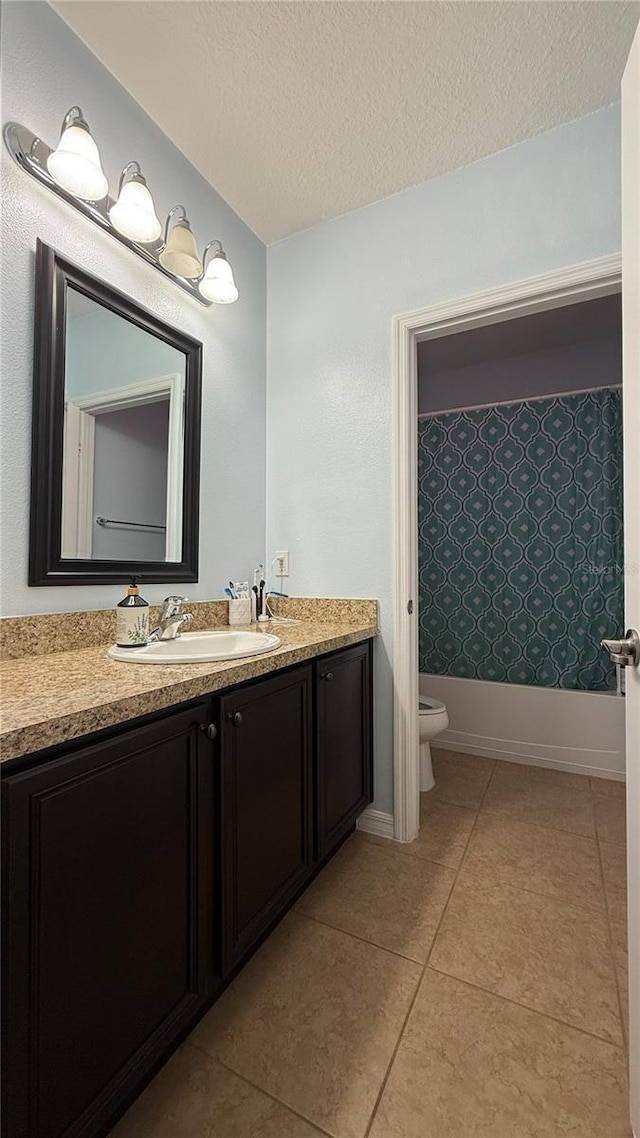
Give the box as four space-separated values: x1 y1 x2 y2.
61 401 96 558
69 374 184 561
392 253 622 843
356 808 395 840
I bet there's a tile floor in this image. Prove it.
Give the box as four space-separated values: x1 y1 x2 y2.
110 750 631 1138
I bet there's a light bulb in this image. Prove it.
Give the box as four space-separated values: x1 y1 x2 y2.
199 248 239 304
47 109 108 201
109 172 161 243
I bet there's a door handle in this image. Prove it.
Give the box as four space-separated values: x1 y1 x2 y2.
601 629 640 667
199 722 217 740
227 711 243 726
323 671 334 682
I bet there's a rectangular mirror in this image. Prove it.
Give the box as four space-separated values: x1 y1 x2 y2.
29 241 202 585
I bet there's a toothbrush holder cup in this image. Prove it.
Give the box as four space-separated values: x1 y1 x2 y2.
228 598 252 626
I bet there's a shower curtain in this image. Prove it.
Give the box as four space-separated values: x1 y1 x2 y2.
418 388 623 691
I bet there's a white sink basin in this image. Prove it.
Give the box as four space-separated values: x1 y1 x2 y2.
108 630 281 665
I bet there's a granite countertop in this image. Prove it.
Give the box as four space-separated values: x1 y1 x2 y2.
0 618 378 764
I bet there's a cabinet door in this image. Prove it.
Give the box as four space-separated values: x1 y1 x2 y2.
220 667 313 970
316 641 373 858
2 704 216 1138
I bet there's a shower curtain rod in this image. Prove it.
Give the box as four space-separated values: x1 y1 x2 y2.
417 383 622 419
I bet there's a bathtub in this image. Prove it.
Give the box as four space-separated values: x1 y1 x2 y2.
419 673 626 781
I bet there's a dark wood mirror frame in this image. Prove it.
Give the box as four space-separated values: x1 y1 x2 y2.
29 241 202 586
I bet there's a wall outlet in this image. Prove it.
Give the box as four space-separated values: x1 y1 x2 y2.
274 550 290 577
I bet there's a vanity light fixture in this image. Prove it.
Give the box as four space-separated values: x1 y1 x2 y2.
159 206 203 280
46 106 108 202
109 161 162 243
4 110 240 307
199 241 239 304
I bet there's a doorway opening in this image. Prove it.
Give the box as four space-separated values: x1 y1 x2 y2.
392 254 622 843
61 373 185 562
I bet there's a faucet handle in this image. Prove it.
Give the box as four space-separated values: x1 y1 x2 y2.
161 595 188 617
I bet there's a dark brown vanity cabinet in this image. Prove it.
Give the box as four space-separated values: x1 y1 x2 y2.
219 666 314 970
2 640 373 1138
316 641 372 858
2 704 217 1138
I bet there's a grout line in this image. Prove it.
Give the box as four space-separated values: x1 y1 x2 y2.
294 909 426 966
424 965 628 1052
362 776 493 1136
184 1044 335 1137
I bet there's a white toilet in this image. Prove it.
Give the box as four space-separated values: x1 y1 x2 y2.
418 697 449 791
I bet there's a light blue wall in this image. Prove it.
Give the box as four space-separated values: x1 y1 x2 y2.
65 306 185 400
266 104 622 814
1 0 267 616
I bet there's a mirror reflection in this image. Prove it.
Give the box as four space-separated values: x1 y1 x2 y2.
61 287 186 562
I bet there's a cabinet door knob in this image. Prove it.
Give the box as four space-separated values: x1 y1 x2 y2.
323 671 334 682
200 722 217 740
228 711 243 726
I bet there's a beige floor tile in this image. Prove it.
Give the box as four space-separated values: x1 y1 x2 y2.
430 874 623 1044
482 763 595 837
369 969 632 1138
429 748 495 808
296 833 455 962
594 796 627 846
591 777 626 799
490 760 592 790
616 955 630 1048
462 812 605 914
109 1043 322 1138
609 915 629 1048
190 912 420 1138
363 796 477 869
600 841 628 925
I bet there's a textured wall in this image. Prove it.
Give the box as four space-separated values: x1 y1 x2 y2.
66 304 185 400
267 104 622 814
0 1 266 616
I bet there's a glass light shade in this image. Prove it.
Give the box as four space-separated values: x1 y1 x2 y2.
199 252 239 304
109 177 162 243
47 124 108 201
159 220 203 279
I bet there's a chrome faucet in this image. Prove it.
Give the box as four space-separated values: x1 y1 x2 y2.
148 596 194 641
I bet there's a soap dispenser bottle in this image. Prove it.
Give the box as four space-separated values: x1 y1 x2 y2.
116 577 149 647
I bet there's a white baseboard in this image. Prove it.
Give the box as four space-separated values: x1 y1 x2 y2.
357 808 395 840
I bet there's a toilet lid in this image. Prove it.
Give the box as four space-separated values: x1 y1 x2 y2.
419 696 446 715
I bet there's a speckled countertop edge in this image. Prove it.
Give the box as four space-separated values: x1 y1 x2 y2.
0 619 378 764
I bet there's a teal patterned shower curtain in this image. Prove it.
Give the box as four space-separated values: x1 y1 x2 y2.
418 388 623 691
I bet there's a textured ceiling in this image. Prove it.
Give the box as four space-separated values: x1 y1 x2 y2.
52 1 639 243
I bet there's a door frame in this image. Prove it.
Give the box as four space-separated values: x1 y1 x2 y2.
61 373 184 561
392 252 622 843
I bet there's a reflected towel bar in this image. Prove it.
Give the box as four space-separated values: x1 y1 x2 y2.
96 516 167 532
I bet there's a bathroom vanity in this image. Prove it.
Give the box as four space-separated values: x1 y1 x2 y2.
1 620 375 1138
